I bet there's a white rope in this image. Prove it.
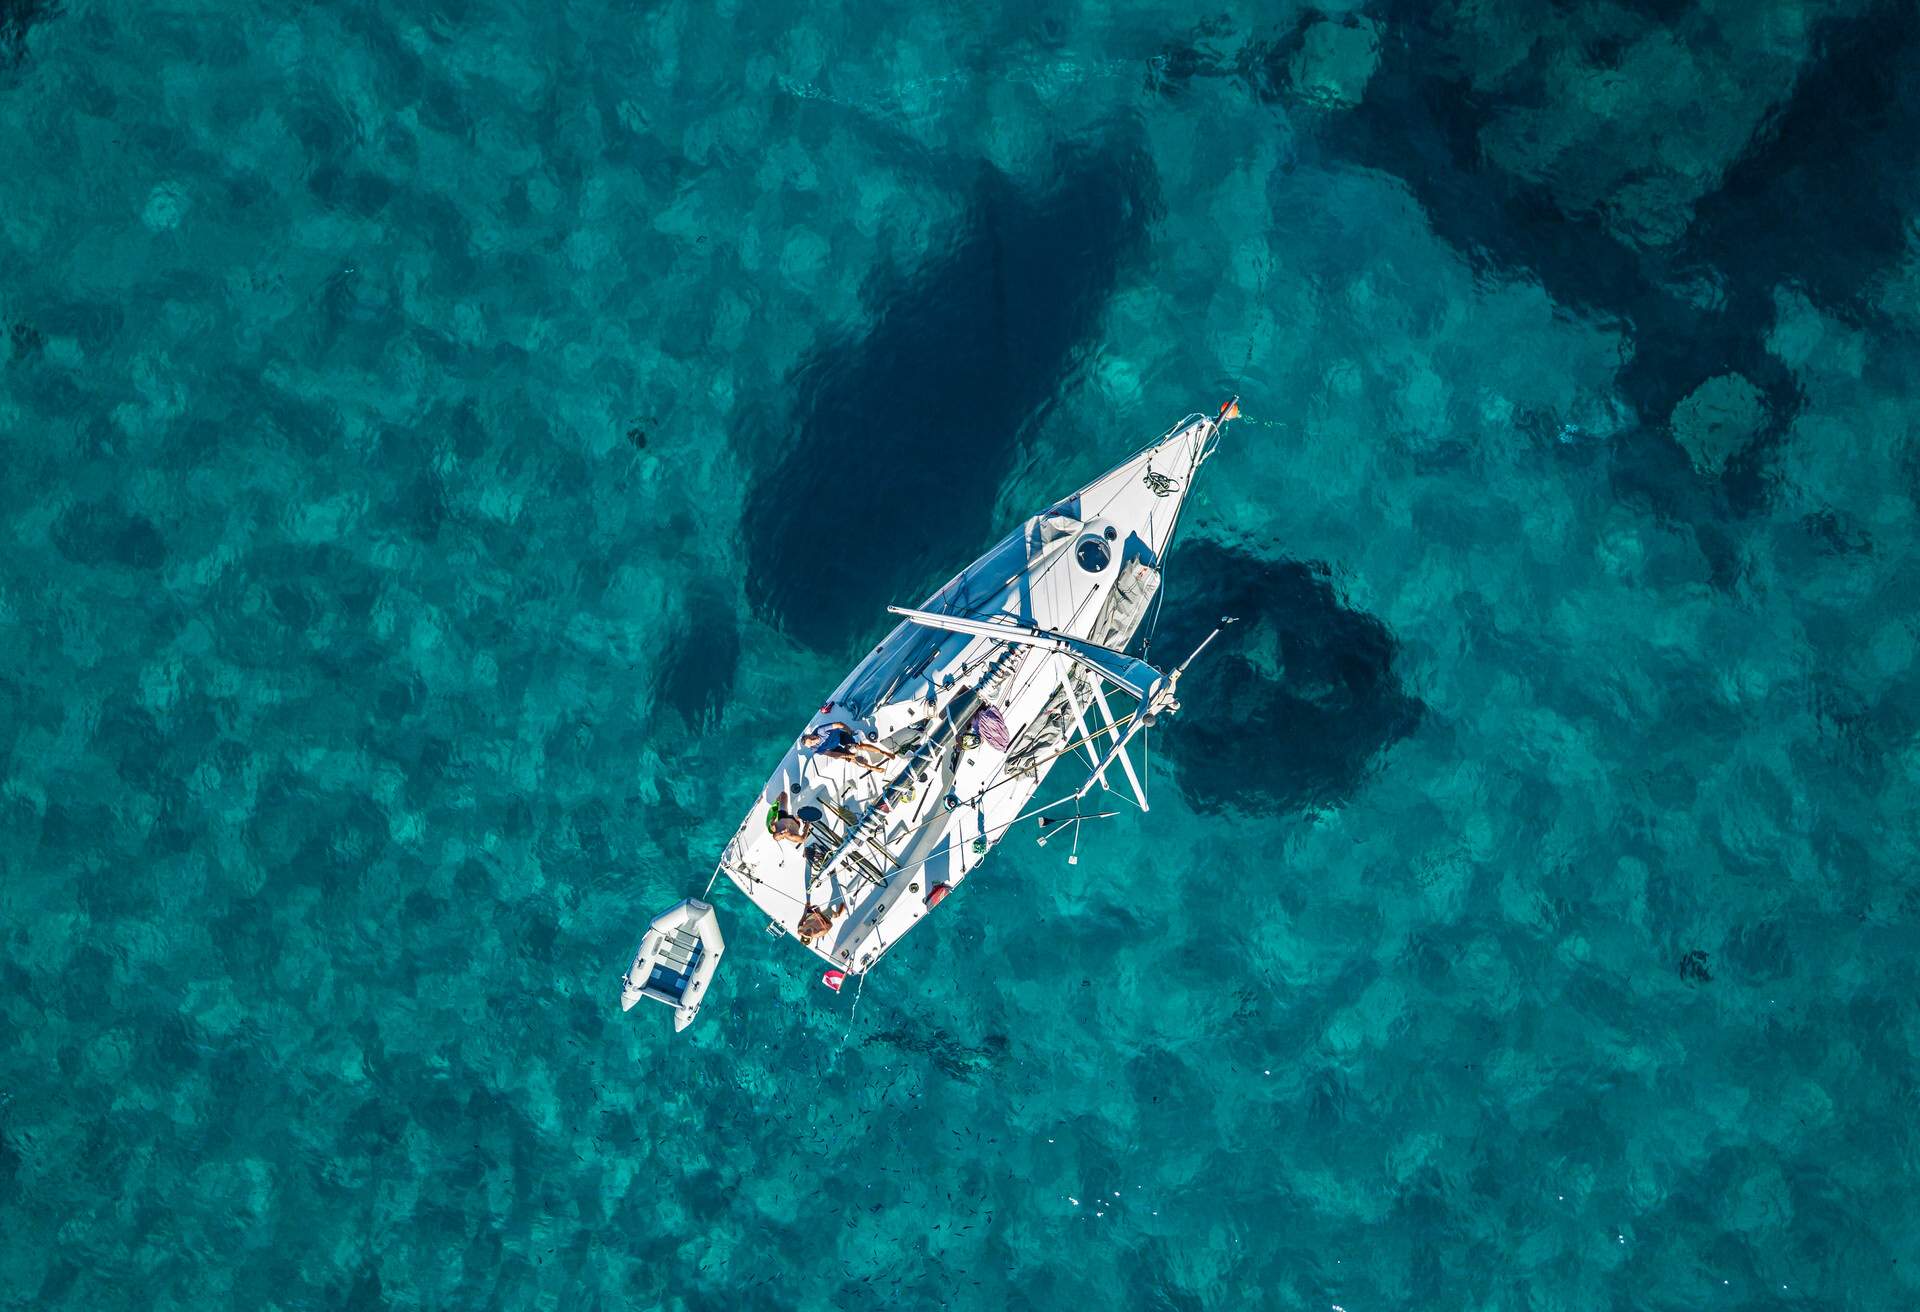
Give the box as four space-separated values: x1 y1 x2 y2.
847 971 868 1027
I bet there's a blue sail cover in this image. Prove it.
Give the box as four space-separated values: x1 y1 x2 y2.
886 605 1165 699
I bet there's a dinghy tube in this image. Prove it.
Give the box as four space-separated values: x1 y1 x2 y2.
621 898 726 1031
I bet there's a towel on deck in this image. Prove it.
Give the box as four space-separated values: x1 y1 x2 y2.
973 705 1011 751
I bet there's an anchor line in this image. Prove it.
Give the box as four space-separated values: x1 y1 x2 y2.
835 970 871 1053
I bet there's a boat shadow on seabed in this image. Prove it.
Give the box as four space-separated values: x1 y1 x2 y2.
740 133 1162 655
1150 539 1424 816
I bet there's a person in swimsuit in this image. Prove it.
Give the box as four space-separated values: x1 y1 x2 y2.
765 791 810 845
801 720 894 772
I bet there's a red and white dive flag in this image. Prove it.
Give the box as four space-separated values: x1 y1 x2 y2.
821 969 846 992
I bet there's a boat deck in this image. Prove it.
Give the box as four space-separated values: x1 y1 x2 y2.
719 413 1217 976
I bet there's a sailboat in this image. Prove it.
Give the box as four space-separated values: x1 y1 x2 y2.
619 400 1240 1030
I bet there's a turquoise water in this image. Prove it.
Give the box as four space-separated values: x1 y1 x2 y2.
6 1 1920 1307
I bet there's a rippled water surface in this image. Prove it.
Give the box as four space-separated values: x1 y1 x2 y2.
6 2 1920 1308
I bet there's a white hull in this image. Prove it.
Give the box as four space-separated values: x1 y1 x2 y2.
717 409 1227 980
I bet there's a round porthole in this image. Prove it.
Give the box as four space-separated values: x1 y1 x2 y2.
1075 536 1112 572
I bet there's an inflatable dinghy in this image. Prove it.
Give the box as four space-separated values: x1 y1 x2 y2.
620 898 725 1031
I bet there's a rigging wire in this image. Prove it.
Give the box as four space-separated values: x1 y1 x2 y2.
961 712 1139 808
861 792 1081 887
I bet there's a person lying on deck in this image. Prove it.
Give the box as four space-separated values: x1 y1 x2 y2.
765 791 811 845
801 721 894 772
